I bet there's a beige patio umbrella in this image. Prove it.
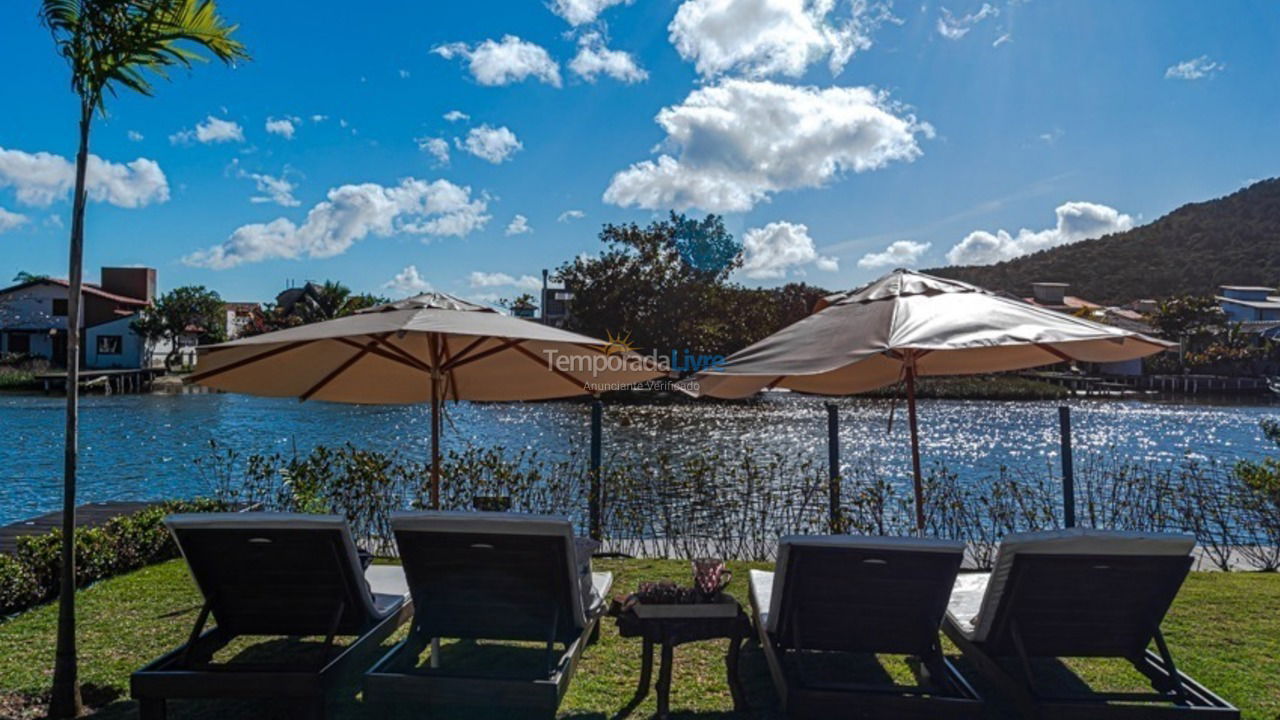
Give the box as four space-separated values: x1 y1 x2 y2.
188 292 665 507
681 269 1173 532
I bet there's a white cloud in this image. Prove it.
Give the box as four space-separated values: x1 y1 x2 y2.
604 79 929 213
311 114 329 123
505 214 532 235
127 130 144 142
0 146 169 208
857 239 930 268
1165 55 1224 80
443 110 470 123
432 35 562 87
468 271 541 290
235 165 299 207
549 0 632 25
992 32 1011 47
945 201 1134 266
170 115 245 145
1038 127 1064 144
0 207 29 234
265 116 296 140
570 32 648 83
384 265 433 295
417 136 450 165
668 0 894 79
458 125 523 164
815 255 839 271
558 209 585 222
183 178 490 269
399 69 411 79
936 3 998 40
740 221 836 278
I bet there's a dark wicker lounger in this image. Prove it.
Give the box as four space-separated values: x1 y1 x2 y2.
748 535 984 719
364 511 611 719
943 528 1240 719
130 513 412 720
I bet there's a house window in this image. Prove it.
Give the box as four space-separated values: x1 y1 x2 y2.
7 332 31 355
52 299 68 316
96 335 122 355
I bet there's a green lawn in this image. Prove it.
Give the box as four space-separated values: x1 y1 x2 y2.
1 559 1277 719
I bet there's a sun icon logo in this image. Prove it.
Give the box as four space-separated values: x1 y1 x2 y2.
604 329 637 356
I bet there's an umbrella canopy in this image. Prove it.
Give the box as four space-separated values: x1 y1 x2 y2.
189 292 665 505
681 269 1173 530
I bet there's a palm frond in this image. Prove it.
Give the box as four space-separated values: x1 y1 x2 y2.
40 0 249 111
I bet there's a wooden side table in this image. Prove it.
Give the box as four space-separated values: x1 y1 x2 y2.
613 594 752 719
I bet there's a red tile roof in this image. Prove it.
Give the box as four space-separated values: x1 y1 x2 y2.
0 277 149 305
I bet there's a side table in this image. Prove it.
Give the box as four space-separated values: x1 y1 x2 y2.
613 594 752 719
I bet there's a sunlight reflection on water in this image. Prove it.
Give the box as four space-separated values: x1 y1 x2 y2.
1 391 1277 524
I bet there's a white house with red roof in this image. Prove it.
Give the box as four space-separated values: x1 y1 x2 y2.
0 267 172 369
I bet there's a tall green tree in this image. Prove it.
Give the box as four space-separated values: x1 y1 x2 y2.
131 285 227 369
557 213 746 358
38 2 246 714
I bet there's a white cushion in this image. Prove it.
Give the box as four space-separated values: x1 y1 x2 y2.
966 528 1194 642
946 572 990 637
390 511 593 628
749 569 774 631
365 564 410 617
588 571 613 617
765 535 965 633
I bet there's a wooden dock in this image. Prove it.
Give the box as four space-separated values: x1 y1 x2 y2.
0 501 158 554
35 367 166 395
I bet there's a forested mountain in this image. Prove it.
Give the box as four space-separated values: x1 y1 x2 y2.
926 179 1280 304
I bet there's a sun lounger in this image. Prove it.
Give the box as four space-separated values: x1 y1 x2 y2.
943 528 1239 719
130 513 412 720
748 535 983 718
364 511 611 718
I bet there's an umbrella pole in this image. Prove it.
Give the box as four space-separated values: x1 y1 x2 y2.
905 360 926 535
430 371 441 510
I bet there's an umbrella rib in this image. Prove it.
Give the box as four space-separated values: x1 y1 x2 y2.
299 337 380 402
443 338 523 371
367 334 432 372
332 337 430 374
188 340 315 384
1034 343 1076 363
510 343 590 393
442 336 491 370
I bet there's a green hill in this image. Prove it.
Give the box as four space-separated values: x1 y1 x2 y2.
925 178 1280 305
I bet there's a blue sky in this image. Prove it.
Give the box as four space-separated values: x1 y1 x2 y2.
1 0 1277 305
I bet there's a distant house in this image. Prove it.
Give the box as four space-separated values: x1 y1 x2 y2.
1023 282 1103 313
539 269 573 327
508 296 537 319
223 301 260 339
1216 285 1280 323
1021 281 1154 376
0 267 172 369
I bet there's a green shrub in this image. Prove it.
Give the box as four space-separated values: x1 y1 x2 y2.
0 498 228 617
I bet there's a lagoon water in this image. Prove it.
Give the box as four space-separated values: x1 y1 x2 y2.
1 391 1278 525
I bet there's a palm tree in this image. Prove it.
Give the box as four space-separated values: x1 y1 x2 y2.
38 2 247 715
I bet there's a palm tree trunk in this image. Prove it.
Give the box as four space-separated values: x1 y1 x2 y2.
49 104 91 720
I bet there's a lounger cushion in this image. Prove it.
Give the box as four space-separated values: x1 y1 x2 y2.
749 569 774 630
391 511 598 628
366 564 411 616
166 512 400 624
946 572 990 636
764 535 965 633
957 528 1195 642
